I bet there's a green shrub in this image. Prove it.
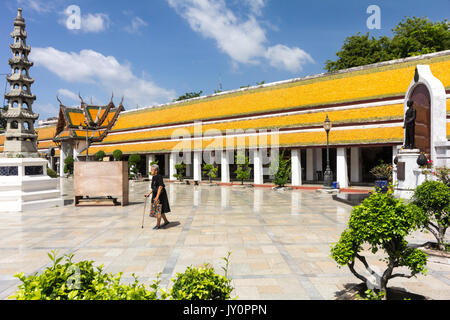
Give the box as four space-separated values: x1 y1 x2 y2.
170 264 233 300
270 151 291 187
112 150 123 161
128 154 141 179
64 156 74 175
234 153 251 185
174 162 186 181
10 251 164 300
331 190 427 299
412 180 450 251
95 150 106 161
203 163 218 183
47 166 58 178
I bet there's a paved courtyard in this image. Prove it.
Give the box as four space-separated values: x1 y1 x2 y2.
0 179 449 300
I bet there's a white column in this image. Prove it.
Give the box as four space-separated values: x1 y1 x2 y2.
146 154 155 177
193 151 202 182
221 150 230 183
59 142 69 178
306 149 314 181
253 149 264 185
392 145 399 186
291 149 302 186
337 148 349 188
164 154 169 177
350 147 361 183
169 152 177 181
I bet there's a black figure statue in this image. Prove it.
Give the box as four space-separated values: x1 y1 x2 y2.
403 100 416 149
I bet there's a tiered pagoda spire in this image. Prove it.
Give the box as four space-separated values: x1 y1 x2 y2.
1 8 39 157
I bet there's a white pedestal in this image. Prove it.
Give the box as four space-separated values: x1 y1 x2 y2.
394 149 426 199
0 158 64 212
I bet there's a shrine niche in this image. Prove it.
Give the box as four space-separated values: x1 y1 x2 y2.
409 84 431 154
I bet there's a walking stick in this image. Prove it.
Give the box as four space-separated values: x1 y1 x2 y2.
141 196 148 229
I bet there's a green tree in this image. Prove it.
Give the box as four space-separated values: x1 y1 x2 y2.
128 154 141 180
270 151 291 188
203 163 218 183
0 106 7 132
234 152 251 185
112 149 123 161
325 17 450 72
174 162 186 181
412 180 450 251
331 190 427 299
174 91 203 102
64 156 74 175
95 150 106 161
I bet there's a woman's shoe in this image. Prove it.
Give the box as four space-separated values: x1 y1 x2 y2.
162 221 170 227
153 226 160 230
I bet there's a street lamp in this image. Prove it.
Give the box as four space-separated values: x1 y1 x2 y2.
323 115 334 189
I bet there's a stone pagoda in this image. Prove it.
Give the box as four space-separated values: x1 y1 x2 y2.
1 8 39 158
0 9 63 212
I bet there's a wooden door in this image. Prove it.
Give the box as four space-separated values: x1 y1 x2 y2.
410 84 431 154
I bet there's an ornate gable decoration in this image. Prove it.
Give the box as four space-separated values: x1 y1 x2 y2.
53 94 125 144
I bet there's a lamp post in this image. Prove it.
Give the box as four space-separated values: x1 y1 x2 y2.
323 115 334 189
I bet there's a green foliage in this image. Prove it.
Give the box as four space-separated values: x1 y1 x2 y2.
357 289 386 300
412 180 450 250
174 91 203 102
46 166 58 179
10 251 163 300
170 264 233 300
128 154 142 180
95 150 106 161
234 153 251 185
0 106 7 131
370 161 393 180
112 149 123 161
325 17 450 72
203 163 218 183
434 166 450 185
174 162 186 181
270 151 291 187
64 156 74 175
331 190 427 295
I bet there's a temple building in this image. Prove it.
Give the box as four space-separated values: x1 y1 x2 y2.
1 43 449 187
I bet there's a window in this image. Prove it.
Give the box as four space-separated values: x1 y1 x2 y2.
23 122 30 130
22 85 28 91
23 102 29 109
11 121 19 129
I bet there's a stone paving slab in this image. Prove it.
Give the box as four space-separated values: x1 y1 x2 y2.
0 179 448 300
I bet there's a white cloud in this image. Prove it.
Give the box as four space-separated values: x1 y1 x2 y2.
57 88 78 101
17 0 53 13
167 0 313 73
124 17 149 34
81 13 110 33
30 47 176 107
265 45 314 73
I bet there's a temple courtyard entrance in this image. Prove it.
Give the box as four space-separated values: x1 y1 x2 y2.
0 181 448 300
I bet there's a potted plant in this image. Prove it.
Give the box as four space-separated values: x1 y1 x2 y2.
370 161 392 193
203 163 218 185
112 149 123 161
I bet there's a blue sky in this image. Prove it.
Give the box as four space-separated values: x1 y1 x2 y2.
1 0 449 120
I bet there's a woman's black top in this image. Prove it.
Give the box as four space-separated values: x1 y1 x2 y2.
151 174 171 214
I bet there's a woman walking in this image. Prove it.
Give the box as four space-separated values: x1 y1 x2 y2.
145 164 170 230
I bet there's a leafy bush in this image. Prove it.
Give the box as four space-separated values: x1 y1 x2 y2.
234 153 251 185
95 150 106 161
47 166 58 178
270 151 291 187
64 156 74 175
128 154 141 180
331 190 427 298
10 251 235 301
10 251 163 300
412 180 450 251
203 163 218 183
112 150 123 161
174 162 186 181
434 166 450 185
170 263 233 300
370 161 392 180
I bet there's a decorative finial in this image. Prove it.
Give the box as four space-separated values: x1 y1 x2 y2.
78 93 85 105
56 95 63 105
